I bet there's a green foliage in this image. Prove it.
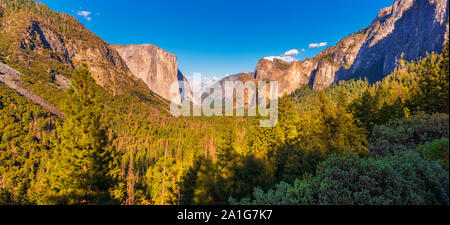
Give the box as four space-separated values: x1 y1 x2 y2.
35 65 112 204
1 0 449 205
146 156 181 205
369 113 449 156
410 45 449 114
235 151 449 205
216 122 237 169
2 47 448 205
231 48 450 205
351 89 407 133
419 138 449 170
273 92 368 183
350 44 450 134
178 117 275 205
0 83 58 204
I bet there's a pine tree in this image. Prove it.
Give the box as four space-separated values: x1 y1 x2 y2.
412 46 449 114
319 91 368 155
350 90 379 132
44 65 112 204
216 122 237 169
438 43 449 113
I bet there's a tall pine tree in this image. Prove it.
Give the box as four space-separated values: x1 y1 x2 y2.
43 65 112 204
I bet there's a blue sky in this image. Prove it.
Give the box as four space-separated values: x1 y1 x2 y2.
38 0 393 80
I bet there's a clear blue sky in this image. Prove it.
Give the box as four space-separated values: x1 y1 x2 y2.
38 0 393 80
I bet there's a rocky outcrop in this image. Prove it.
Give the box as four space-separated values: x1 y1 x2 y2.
277 59 318 95
0 1 152 97
111 44 193 104
54 74 71 90
245 0 449 94
311 31 367 90
348 0 449 82
20 22 76 66
18 21 141 93
0 63 64 119
315 0 448 90
244 58 316 96
254 58 288 81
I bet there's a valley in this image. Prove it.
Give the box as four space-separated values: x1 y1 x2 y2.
0 0 448 206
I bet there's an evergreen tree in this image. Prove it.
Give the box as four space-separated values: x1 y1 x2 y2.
411 45 449 114
351 90 380 132
43 65 112 204
318 91 368 156
216 122 237 169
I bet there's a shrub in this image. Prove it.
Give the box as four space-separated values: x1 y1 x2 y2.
235 151 449 205
419 138 449 170
369 113 449 156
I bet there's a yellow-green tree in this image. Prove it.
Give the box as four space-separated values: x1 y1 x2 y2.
42 65 112 204
411 44 449 114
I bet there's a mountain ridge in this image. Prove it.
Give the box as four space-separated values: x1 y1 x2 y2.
210 0 448 99
0 0 182 113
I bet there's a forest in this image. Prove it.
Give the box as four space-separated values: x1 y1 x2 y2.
0 0 449 205
0 43 448 205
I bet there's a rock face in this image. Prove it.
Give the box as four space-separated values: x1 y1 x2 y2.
274 59 318 95
0 1 151 96
177 69 195 104
111 44 190 104
19 21 139 93
111 44 194 104
245 0 449 94
254 58 287 81
348 0 449 82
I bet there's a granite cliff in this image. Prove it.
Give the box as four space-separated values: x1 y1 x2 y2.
221 0 449 97
111 44 193 105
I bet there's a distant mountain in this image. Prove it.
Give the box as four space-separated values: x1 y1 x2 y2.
213 0 449 98
200 72 256 107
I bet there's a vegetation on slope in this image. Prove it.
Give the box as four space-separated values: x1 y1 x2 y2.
0 0 448 206
232 43 449 205
0 0 167 112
